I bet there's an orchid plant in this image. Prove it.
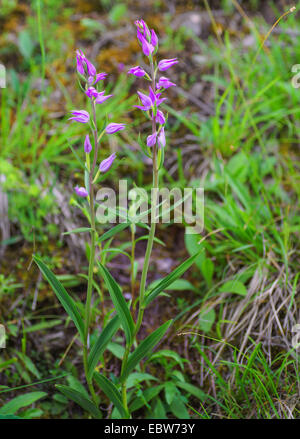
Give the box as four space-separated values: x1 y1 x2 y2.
33 19 199 419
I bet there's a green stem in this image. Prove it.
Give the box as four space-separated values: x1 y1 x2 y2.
83 204 97 404
130 225 136 310
135 153 158 334
120 150 158 416
120 345 130 418
120 59 159 415
84 217 95 340
82 99 100 406
135 58 158 334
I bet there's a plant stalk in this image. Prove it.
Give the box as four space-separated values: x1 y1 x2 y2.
135 58 158 334
120 59 159 415
83 99 100 406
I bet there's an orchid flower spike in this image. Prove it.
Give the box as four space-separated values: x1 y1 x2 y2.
76 49 96 77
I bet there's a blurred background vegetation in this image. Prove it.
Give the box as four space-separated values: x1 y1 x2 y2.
0 0 299 419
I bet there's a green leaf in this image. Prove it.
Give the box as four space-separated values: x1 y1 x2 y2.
98 264 134 344
135 235 166 247
126 373 158 389
150 349 186 369
175 381 207 401
148 278 196 293
109 3 127 23
66 376 89 399
121 320 172 382
107 342 125 359
164 382 177 405
18 30 35 60
0 392 47 415
33 256 84 341
101 248 131 260
56 385 102 419
165 279 196 291
226 173 251 210
84 167 90 195
93 373 127 418
0 414 22 419
185 233 211 281
185 233 202 260
226 151 249 182
21 407 43 419
62 227 92 235
200 258 214 287
129 385 164 412
97 223 130 243
219 280 247 296
16 353 41 379
23 319 62 333
199 307 216 333
169 396 190 419
0 373 69 394
145 252 202 306
87 315 120 381
152 397 167 418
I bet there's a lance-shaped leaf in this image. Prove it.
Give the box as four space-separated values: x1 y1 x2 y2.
93 373 127 418
87 315 120 381
98 264 135 344
0 391 47 415
62 227 92 235
121 320 172 382
175 381 207 402
97 223 130 243
56 385 102 419
33 255 84 341
129 385 164 412
0 414 22 419
145 251 202 306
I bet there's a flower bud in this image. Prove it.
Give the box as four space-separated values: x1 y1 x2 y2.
158 58 178 71
75 186 88 197
105 123 126 134
84 134 92 153
99 153 117 173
